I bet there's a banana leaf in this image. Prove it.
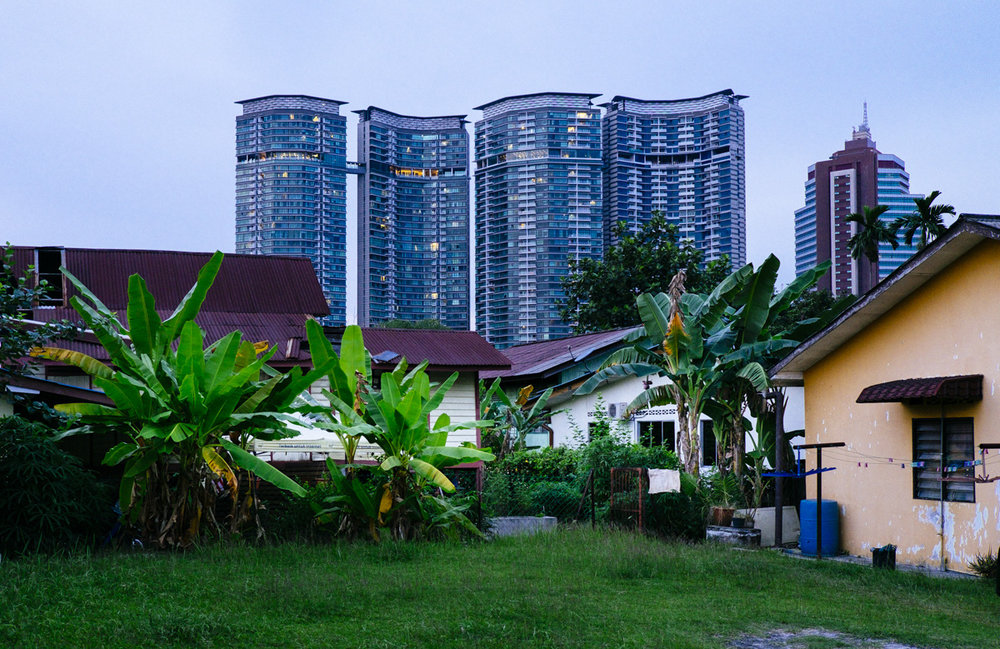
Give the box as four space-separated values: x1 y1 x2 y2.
220 439 305 497
32 346 113 380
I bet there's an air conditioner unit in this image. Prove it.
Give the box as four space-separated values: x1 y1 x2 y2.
607 402 629 419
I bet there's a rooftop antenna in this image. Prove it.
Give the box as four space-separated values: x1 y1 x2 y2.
852 101 872 140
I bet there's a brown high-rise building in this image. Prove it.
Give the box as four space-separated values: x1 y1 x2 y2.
794 106 922 296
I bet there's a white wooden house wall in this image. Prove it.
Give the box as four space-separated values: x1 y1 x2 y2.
541 375 804 459
258 371 481 461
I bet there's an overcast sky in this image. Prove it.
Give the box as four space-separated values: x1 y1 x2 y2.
2 1 998 293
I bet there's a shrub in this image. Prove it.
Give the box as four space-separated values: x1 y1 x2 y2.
528 481 583 518
257 481 337 544
701 469 746 509
644 491 708 541
579 435 680 503
969 549 998 579
481 472 533 517
488 446 581 478
0 416 113 557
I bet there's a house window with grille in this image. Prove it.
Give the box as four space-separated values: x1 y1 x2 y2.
912 417 974 503
34 247 65 306
639 420 674 451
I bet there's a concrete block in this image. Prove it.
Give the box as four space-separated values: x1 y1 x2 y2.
738 506 799 547
488 516 557 537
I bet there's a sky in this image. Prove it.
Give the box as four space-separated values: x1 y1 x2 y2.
2 1 998 295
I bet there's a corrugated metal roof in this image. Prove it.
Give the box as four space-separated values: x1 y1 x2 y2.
482 327 639 379
11 246 328 364
28 308 315 363
857 375 983 404
329 328 510 371
770 218 1000 384
11 247 329 316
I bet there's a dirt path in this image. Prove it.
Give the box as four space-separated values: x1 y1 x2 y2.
728 628 929 649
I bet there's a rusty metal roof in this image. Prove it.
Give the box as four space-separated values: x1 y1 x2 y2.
482 327 639 379
11 246 328 364
11 247 329 316
856 375 983 404
327 327 510 372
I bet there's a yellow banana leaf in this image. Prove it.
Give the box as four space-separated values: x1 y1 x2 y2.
31 346 113 380
202 445 238 497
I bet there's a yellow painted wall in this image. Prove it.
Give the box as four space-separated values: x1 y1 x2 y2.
803 240 1000 573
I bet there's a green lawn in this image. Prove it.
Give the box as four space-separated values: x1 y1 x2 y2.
1 527 995 649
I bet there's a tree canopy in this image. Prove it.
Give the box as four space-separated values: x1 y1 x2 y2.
892 190 955 249
0 244 77 413
768 288 853 350
377 318 450 330
846 205 897 268
559 214 731 334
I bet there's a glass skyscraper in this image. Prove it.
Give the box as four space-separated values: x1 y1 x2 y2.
474 93 603 348
601 90 747 267
234 95 349 321
794 111 921 296
356 107 470 329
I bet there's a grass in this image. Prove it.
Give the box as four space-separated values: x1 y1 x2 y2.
1 527 996 649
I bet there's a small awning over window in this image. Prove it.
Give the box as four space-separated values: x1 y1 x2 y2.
856 374 983 404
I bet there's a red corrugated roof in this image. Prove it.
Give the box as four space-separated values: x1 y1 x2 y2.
482 327 639 379
12 246 328 363
331 328 510 371
11 247 329 316
856 375 983 404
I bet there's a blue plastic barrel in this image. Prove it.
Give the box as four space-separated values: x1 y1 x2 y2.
799 499 839 557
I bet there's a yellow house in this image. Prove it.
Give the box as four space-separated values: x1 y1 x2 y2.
771 217 1000 573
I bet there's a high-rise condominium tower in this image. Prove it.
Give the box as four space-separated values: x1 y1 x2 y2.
234 95 349 321
602 90 747 267
356 107 471 329
794 108 921 296
474 93 604 348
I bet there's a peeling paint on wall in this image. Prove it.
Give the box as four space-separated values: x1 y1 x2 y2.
972 504 989 539
994 482 1000 531
800 240 1000 574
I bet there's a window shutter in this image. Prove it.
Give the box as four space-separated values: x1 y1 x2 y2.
913 419 942 501
912 417 975 503
945 418 975 503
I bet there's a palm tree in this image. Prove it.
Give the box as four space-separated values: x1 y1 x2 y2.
846 205 898 284
892 190 955 249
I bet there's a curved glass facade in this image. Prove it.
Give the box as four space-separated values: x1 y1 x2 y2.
602 91 747 267
474 93 603 348
356 108 470 328
235 95 348 322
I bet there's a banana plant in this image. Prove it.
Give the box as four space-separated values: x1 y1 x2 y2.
306 323 494 540
578 262 768 475
479 379 561 459
32 251 336 548
578 256 852 480
707 256 852 491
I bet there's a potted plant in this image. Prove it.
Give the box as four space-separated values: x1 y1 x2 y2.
706 471 741 526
